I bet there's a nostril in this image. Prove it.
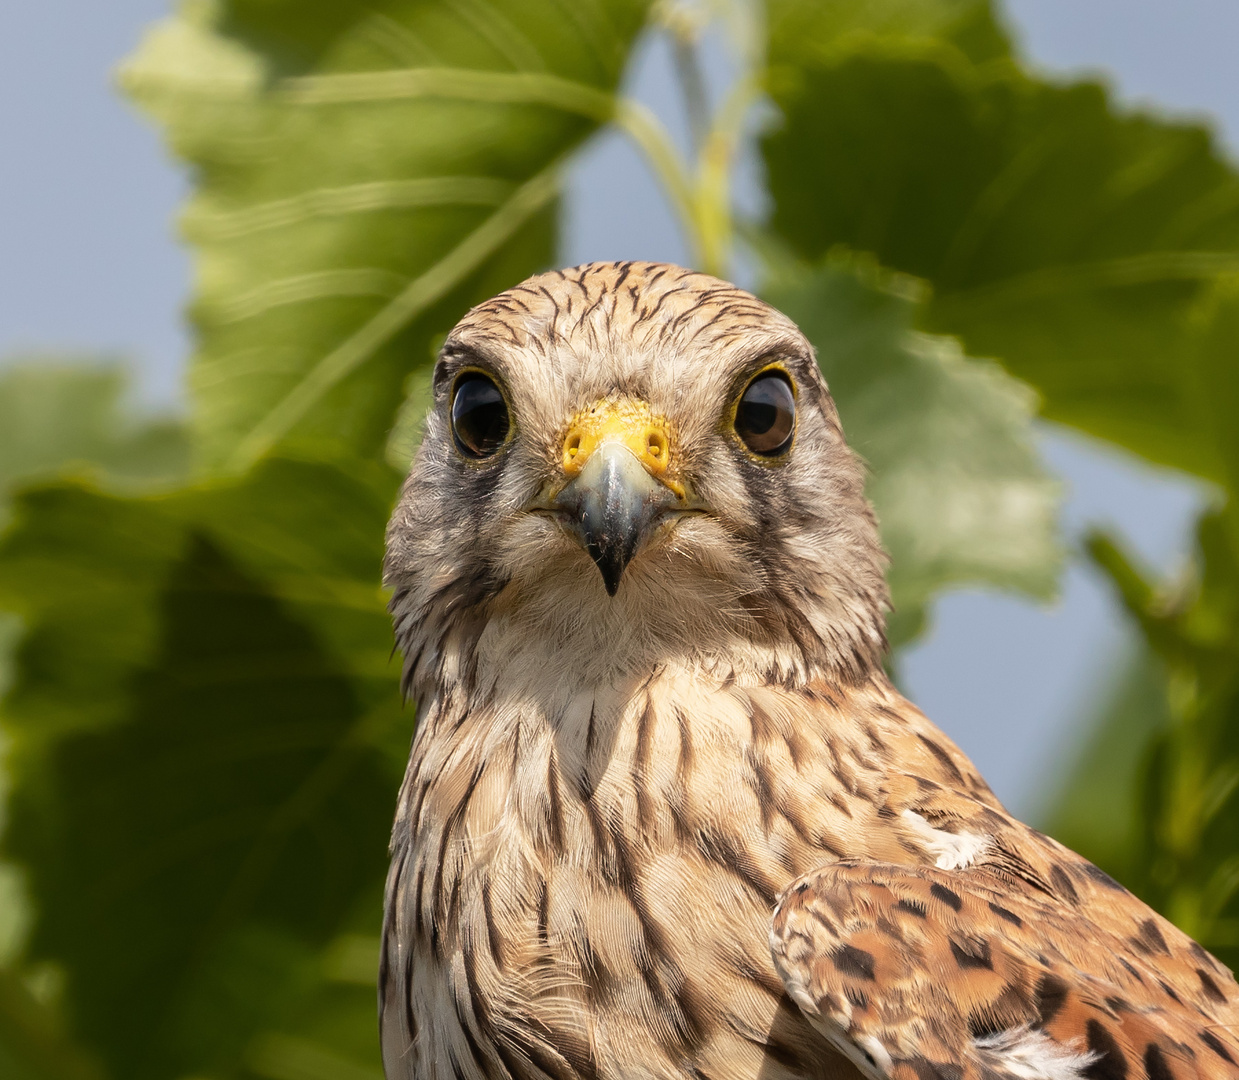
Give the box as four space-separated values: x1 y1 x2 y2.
566 433 582 458
646 429 668 463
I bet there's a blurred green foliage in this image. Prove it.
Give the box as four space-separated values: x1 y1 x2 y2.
763 37 1239 481
0 0 1237 1076
0 362 188 527
763 255 1057 645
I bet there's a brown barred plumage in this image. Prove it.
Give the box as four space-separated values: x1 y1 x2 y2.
381 263 1239 1080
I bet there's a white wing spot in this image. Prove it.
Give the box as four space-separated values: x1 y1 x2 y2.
901 809 990 870
974 1026 1099 1080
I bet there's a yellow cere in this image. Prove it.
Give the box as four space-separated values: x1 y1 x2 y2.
561 398 684 497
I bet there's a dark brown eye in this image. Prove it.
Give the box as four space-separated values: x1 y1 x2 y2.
735 370 795 455
451 373 510 458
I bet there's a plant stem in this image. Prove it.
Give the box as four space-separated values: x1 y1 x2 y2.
617 2 757 278
694 73 757 277
613 100 705 267
672 32 710 155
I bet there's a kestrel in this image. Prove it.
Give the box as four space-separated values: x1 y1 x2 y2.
380 262 1239 1080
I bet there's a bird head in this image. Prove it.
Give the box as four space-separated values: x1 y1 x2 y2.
385 262 888 701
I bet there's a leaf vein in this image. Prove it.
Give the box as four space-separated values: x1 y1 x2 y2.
188 177 514 240
224 157 563 472
278 67 614 120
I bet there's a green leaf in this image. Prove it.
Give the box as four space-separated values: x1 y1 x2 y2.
0 360 188 528
767 0 1010 68
0 965 103 1080
239 930 386 1080
763 255 1060 645
1077 514 1239 963
0 458 404 1079
762 42 1239 482
0 359 192 1073
1184 275 1239 544
122 0 652 472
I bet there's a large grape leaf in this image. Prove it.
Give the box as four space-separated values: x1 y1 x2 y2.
0 458 405 1080
122 0 652 472
766 0 1011 68
764 255 1059 645
0 361 193 1079
762 39 1239 482
0 358 189 762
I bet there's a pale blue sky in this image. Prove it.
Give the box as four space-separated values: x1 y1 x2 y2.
1 2 1236 815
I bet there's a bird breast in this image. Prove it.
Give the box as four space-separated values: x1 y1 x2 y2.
380 665 993 1080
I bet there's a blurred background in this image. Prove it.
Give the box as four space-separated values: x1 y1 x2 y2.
2 1 1238 1077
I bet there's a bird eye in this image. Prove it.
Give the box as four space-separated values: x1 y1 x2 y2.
734 370 796 456
451 373 510 458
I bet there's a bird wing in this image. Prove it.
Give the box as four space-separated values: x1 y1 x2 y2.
770 782 1239 1080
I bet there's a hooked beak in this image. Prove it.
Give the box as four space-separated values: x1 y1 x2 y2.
555 443 678 595
549 400 686 596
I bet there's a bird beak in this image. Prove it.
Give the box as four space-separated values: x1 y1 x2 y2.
551 400 684 596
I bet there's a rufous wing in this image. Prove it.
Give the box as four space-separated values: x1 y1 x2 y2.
771 861 1239 1080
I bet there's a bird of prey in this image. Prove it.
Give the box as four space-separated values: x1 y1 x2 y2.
380 262 1239 1080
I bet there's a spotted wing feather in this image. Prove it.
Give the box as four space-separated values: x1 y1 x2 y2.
771 860 1239 1080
